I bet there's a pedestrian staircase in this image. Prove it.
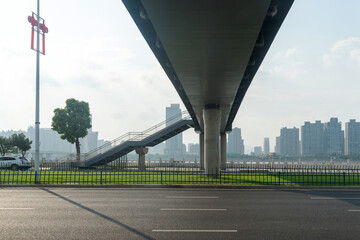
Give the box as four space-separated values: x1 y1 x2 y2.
79 111 194 167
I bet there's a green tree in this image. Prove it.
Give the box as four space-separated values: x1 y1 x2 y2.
51 98 92 161
0 136 15 156
11 133 32 157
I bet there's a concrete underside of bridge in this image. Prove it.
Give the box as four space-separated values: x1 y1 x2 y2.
123 0 293 174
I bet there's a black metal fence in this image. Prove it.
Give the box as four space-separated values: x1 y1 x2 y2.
1 161 360 185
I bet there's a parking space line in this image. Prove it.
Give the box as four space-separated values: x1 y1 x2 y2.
165 196 219 199
310 197 360 200
161 208 226 211
152 230 237 233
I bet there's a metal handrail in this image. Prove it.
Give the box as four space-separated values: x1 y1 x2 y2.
57 110 191 162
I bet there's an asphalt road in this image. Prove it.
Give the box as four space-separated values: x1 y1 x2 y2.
1 187 360 240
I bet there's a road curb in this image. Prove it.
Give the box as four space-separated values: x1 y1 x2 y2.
1 184 360 190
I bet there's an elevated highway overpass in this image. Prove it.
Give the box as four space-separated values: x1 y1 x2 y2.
122 0 294 174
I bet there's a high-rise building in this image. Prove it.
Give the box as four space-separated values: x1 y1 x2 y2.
279 127 299 156
254 146 262 156
81 114 99 153
324 118 344 155
275 136 280 154
27 126 73 154
1 125 101 160
301 121 325 155
188 143 200 155
263 138 270 154
27 126 100 154
345 119 360 155
97 139 111 150
164 104 183 157
227 127 244 155
149 142 165 154
80 129 99 153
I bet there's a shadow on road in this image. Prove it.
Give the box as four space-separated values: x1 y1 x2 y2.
40 188 155 240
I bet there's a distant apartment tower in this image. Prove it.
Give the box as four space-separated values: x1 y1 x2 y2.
27 126 73 153
324 118 344 155
263 138 270 154
149 142 165 154
164 104 184 157
188 143 200 155
27 126 99 154
301 121 325 155
254 146 262 156
345 119 360 155
279 127 299 156
81 115 99 153
227 127 244 155
274 136 280 154
80 129 99 153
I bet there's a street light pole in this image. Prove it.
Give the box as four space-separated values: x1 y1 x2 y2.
28 0 48 183
34 0 40 183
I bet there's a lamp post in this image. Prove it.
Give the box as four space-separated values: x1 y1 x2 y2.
28 0 48 183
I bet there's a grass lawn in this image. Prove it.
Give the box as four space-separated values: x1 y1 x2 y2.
1 170 360 186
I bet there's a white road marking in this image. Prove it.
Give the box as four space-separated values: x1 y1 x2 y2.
0 208 34 210
165 196 219 199
152 230 237 233
311 197 360 200
6 196 69 198
161 208 226 211
348 210 360 212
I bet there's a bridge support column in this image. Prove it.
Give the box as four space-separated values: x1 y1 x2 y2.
221 133 227 170
135 147 148 171
203 108 221 175
199 133 204 170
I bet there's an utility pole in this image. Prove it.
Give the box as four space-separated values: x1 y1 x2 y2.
28 0 48 183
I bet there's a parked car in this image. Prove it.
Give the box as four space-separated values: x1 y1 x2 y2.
0 156 32 171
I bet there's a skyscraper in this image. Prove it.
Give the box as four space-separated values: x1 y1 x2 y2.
164 104 183 157
80 129 99 153
254 146 262 156
263 138 270 154
275 136 280 154
227 127 244 155
324 118 344 155
27 126 73 154
301 121 325 155
188 143 200 155
149 142 165 154
279 127 299 156
345 119 360 155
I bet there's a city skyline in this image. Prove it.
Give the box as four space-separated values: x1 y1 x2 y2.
2 114 360 154
1 1 360 150
0 126 102 160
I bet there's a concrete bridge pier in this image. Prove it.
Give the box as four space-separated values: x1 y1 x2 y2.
135 147 148 171
199 133 204 170
203 107 221 175
221 133 227 170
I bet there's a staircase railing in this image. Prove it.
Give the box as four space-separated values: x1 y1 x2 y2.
57 110 191 162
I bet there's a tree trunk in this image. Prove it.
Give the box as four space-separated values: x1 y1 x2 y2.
75 138 81 162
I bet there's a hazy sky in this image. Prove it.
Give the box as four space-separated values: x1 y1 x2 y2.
1 0 360 152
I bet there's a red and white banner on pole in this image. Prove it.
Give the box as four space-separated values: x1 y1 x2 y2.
28 12 48 55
